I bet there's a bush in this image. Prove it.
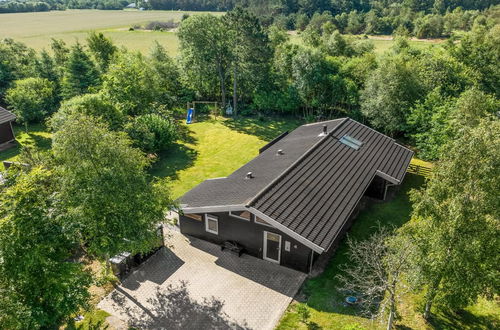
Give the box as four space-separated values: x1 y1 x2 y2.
125 113 178 153
145 20 178 31
6 77 56 125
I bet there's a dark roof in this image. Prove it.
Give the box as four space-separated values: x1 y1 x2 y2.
179 118 413 252
0 106 16 125
251 119 413 250
179 118 346 207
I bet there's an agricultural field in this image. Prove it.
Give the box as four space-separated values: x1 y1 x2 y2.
0 9 221 55
0 10 445 56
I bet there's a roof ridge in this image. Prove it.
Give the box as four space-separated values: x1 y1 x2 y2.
246 118 350 207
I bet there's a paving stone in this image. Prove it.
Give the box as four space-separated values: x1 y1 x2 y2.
98 230 306 330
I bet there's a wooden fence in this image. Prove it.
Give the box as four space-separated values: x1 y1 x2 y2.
407 163 432 177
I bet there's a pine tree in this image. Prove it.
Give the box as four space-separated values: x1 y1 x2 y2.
61 43 100 99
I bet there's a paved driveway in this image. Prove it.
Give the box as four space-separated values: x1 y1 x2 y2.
98 229 306 330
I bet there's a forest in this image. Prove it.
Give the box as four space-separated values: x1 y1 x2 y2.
0 3 499 329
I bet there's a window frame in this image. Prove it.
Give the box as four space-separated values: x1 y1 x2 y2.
229 210 251 221
205 214 219 235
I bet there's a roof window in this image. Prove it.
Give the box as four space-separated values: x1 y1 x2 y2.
339 135 363 150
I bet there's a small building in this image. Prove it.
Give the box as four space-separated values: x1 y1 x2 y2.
178 118 413 273
0 106 16 147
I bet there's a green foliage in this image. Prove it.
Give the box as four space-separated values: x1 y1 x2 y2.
6 77 56 124
178 14 231 108
0 38 36 99
296 304 311 324
361 53 425 135
86 31 117 72
50 93 124 131
0 168 92 329
102 51 169 116
125 113 178 153
403 119 500 315
61 43 100 99
52 114 173 258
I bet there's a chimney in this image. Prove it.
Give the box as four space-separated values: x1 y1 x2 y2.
245 172 254 179
277 149 284 155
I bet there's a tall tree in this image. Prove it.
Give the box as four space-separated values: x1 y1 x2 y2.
0 168 92 329
178 14 231 110
87 32 117 72
225 8 272 115
361 52 425 135
52 114 173 260
61 43 100 99
402 119 500 319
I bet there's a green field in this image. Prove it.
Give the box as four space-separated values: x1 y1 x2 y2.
0 9 221 55
288 32 445 55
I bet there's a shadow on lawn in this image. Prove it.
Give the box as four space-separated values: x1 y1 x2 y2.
111 281 250 330
222 115 303 142
430 309 500 329
301 174 425 317
149 124 198 179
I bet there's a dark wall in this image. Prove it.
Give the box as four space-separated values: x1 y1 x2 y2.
179 212 313 273
365 175 387 200
0 122 14 144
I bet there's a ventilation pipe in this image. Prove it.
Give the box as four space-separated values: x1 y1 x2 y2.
277 149 284 155
246 172 254 179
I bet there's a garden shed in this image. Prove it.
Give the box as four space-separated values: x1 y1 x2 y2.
0 106 16 147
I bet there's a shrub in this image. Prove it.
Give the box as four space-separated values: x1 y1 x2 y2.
125 113 178 153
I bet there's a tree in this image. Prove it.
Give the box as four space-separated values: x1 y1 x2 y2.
6 77 56 128
87 31 117 72
102 51 167 116
361 53 425 135
149 41 185 108
225 8 272 115
49 93 124 131
61 43 100 99
178 14 231 109
52 114 173 260
337 227 413 330
0 167 92 329
402 119 500 319
0 38 36 99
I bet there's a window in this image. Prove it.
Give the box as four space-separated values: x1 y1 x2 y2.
339 135 363 150
229 210 251 221
255 216 273 227
184 213 202 221
205 214 218 234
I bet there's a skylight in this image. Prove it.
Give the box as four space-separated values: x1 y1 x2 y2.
339 135 363 150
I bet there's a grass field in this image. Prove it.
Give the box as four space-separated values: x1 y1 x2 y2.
288 32 445 55
0 9 221 54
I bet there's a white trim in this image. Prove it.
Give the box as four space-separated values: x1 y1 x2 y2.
205 214 219 235
229 210 251 221
182 204 246 214
263 231 281 264
249 207 325 254
375 170 401 185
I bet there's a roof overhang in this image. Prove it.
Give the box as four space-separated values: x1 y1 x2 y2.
180 204 325 254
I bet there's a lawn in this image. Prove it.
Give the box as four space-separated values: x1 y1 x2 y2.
0 9 221 54
0 123 52 171
150 116 303 199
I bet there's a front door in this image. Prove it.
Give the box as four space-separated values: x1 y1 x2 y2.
263 231 281 264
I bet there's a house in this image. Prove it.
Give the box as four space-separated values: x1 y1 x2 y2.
177 118 413 273
0 106 16 147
